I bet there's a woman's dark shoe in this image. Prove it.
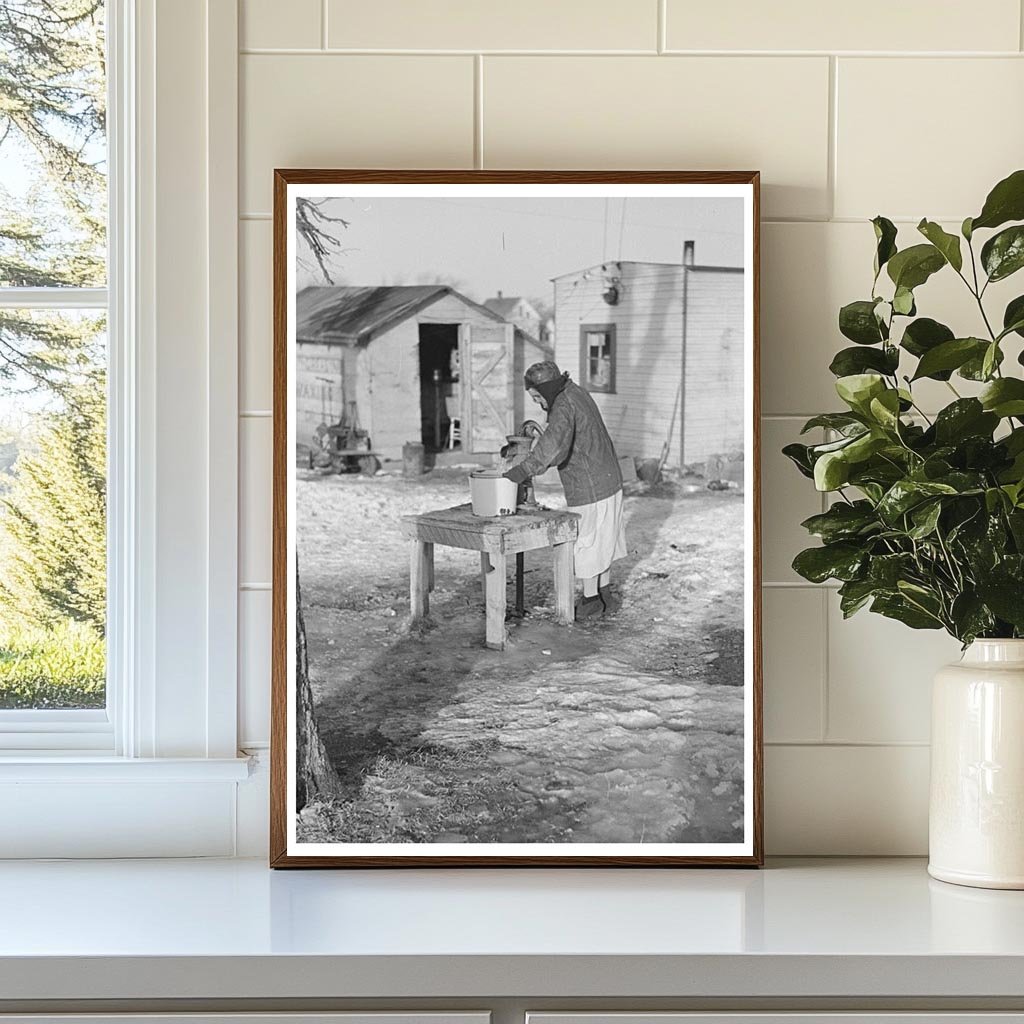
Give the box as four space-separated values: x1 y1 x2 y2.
599 586 620 613
575 594 605 621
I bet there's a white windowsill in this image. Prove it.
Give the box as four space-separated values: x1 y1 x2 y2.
0 858 1022 1004
0 754 252 781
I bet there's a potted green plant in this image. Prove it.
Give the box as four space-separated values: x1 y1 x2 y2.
785 169 1024 889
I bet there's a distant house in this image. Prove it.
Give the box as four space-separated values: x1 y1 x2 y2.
552 258 744 467
295 285 551 460
483 292 542 341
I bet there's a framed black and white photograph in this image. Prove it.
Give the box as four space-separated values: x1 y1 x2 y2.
271 170 762 867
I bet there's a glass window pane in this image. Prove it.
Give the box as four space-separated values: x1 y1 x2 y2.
0 1 107 288
586 331 611 389
0 309 106 709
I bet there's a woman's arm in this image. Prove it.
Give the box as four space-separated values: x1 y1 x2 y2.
504 403 574 482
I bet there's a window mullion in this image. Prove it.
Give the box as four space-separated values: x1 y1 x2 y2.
0 287 108 310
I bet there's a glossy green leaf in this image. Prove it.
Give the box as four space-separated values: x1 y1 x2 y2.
877 479 958 523
837 433 888 473
933 399 999 444
782 442 814 479
828 345 900 378
982 341 1001 381
892 286 916 316
917 218 963 272
792 542 866 584
835 373 886 412
868 553 915 587
907 500 943 539
800 501 879 543
800 413 866 435
872 215 898 278
900 318 955 379
868 389 901 430
1003 295 1024 339
971 168 1024 232
814 450 851 491
911 338 987 381
838 578 882 617
950 593 995 644
979 378 1024 418
959 344 1004 381
886 244 946 291
981 225 1024 282
839 299 887 345
976 576 1024 629
962 216 974 241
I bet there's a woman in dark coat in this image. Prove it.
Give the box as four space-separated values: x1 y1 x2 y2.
504 361 626 619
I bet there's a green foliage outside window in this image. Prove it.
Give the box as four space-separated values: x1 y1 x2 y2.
0 1 107 708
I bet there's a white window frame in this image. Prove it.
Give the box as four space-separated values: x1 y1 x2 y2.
0 3 121 751
0 0 248 828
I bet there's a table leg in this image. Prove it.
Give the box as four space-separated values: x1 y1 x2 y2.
479 552 490 602
425 542 435 593
553 541 574 625
484 551 507 650
515 551 525 617
410 539 429 620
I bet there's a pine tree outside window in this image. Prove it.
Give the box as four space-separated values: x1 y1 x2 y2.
0 2 110 730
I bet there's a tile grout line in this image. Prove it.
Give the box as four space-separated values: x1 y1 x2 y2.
474 55 484 169
321 0 328 50
1021 0 1024 51
827 55 838 220
237 47 1024 57
820 587 831 743
242 213 974 226
657 0 666 53
766 740 931 748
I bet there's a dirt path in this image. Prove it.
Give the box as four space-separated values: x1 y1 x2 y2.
297 467 746 845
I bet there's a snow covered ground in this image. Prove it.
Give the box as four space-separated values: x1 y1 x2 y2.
297 464 746 845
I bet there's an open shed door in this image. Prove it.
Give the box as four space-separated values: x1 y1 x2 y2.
459 322 514 453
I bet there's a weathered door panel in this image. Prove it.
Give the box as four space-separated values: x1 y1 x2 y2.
459 322 514 453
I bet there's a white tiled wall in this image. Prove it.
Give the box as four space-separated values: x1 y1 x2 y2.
236 0 1023 854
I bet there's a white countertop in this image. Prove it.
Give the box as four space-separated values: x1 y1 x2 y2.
2 857 1024 1002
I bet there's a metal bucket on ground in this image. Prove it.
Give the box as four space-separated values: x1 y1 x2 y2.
402 441 425 477
469 469 518 517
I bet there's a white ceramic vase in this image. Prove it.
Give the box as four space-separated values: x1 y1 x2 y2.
929 639 1024 889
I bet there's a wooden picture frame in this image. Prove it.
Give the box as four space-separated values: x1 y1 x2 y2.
271 170 762 867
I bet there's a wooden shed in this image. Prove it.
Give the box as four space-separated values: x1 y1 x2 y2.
552 259 744 467
295 285 551 460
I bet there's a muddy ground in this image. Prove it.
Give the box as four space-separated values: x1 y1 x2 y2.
297 464 746 846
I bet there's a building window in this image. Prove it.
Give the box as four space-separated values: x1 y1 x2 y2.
0 2 108 719
580 323 616 393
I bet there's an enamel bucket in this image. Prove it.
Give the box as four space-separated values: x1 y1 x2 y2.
469 469 518 517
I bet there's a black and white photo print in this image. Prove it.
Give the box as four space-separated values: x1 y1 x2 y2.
271 171 762 867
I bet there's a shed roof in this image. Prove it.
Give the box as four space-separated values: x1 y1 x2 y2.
296 285 503 344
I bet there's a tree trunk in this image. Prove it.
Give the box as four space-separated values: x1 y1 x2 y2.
295 572 338 810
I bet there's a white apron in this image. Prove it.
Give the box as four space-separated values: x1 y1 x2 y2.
567 489 627 579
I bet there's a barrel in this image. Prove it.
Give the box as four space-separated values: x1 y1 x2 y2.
402 441 425 477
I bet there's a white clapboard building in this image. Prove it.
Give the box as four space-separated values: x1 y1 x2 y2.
551 253 744 467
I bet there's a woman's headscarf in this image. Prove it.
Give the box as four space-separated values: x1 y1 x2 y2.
524 361 570 408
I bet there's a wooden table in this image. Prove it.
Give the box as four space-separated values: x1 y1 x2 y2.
400 503 580 650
